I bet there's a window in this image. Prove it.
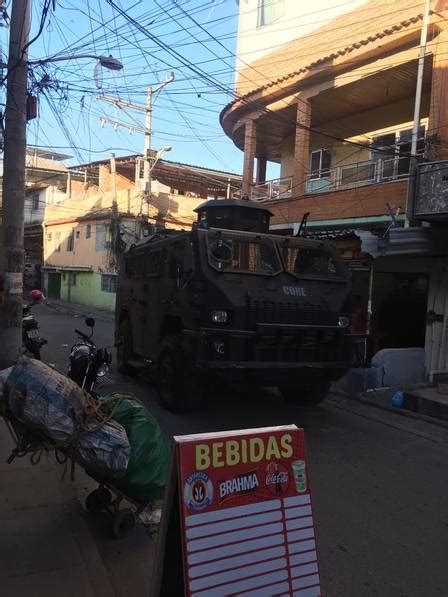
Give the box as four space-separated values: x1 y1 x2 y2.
86 224 91 239
281 244 342 279
76 230 80 239
31 195 39 210
47 232 52 242
371 126 426 178
95 223 112 251
68 272 76 286
66 229 74 251
309 149 332 179
257 0 284 27
125 249 162 278
101 274 117 293
54 231 61 252
207 233 281 275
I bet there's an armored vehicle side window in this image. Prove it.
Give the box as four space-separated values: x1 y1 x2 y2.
206 232 281 275
281 245 342 278
125 249 162 278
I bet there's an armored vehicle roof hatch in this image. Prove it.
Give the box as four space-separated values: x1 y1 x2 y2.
194 199 273 233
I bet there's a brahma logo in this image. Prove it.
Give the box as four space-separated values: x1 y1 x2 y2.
219 472 260 501
265 461 290 496
183 471 213 511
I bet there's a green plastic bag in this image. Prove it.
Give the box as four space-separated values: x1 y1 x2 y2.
98 394 169 502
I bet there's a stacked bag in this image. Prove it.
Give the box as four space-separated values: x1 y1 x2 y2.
2 357 168 501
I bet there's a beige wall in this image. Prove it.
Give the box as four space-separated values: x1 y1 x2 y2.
236 0 367 71
44 219 115 272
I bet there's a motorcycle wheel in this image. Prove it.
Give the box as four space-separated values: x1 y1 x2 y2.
23 338 41 360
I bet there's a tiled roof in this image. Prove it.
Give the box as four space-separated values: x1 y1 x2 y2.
223 0 427 118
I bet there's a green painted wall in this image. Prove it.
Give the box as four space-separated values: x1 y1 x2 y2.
60 271 116 312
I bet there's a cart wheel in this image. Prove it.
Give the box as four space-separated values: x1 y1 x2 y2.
112 509 136 539
85 487 113 514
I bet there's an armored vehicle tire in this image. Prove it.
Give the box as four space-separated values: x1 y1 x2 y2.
279 380 331 406
117 319 136 375
157 334 203 413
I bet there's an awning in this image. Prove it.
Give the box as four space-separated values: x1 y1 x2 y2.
41 265 93 272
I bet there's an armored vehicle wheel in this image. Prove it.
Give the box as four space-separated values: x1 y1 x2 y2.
117 319 136 375
157 334 203 413
279 380 331 406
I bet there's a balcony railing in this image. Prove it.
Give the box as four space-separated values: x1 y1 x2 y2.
251 177 292 202
251 155 411 202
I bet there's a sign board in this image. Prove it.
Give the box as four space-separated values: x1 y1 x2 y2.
152 425 321 596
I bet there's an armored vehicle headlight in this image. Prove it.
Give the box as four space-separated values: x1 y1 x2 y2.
338 315 350 328
211 310 228 323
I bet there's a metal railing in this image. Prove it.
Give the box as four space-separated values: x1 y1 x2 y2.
305 155 411 194
251 155 411 201
251 177 292 202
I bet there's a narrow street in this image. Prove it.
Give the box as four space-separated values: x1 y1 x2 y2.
31 302 448 596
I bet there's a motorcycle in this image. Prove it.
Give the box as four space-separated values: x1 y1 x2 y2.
68 317 112 394
22 304 47 359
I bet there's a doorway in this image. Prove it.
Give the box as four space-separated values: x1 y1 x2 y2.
47 273 61 299
373 273 429 351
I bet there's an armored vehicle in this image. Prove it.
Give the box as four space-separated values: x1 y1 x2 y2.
115 200 354 412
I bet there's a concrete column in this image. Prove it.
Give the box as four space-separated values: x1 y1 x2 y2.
66 171 72 199
292 99 311 197
256 157 267 183
427 27 448 159
241 120 256 198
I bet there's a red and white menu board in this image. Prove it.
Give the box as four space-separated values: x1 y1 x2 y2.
175 425 321 596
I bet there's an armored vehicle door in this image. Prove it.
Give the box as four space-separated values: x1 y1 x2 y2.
128 246 164 357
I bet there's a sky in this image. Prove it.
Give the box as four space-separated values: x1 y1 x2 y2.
2 0 253 174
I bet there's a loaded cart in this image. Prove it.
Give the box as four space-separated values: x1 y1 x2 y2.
0 357 169 538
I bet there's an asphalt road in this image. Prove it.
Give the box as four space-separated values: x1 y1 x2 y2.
35 303 448 596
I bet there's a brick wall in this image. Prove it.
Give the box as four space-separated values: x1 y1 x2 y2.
267 180 407 225
99 164 135 193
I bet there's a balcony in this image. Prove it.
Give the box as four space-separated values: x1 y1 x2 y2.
251 155 412 202
251 177 293 202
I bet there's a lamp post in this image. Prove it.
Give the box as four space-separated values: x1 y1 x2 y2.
141 146 172 226
151 146 172 172
0 0 123 367
29 54 123 71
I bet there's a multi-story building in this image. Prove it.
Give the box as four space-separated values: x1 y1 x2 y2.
0 148 76 291
42 155 241 311
222 0 448 378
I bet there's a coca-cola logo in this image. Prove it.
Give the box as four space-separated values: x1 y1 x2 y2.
266 471 289 485
264 461 290 496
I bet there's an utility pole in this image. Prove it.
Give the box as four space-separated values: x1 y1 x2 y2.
406 0 431 227
0 0 31 369
143 86 153 189
98 73 175 224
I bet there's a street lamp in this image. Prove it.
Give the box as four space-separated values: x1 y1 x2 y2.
29 54 123 71
151 146 172 171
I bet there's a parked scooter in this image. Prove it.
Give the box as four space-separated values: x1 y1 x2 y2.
22 299 47 360
68 317 112 394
